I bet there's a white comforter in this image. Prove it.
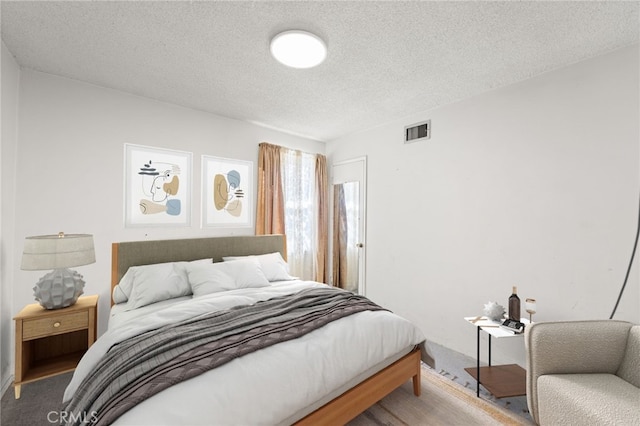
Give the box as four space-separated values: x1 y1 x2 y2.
64 281 426 425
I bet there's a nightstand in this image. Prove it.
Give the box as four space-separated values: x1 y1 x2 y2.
13 294 98 399
463 315 529 399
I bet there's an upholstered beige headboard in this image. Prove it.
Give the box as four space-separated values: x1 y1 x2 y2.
111 234 287 304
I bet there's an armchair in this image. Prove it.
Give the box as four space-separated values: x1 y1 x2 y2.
525 320 639 425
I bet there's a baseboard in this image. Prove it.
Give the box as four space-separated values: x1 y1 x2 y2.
1 372 14 397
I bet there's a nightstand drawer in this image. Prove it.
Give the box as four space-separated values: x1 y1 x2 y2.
22 311 88 340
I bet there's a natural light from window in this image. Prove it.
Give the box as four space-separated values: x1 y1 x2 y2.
281 149 317 279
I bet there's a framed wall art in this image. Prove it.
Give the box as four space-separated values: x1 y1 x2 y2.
124 144 192 227
202 155 252 227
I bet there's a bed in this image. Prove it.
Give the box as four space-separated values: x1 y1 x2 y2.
62 235 433 425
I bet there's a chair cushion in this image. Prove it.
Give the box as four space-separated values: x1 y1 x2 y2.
617 325 640 387
538 373 640 426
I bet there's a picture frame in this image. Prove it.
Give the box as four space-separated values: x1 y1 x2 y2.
202 155 253 227
124 144 192 227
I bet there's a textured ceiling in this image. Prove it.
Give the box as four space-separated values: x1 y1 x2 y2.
2 1 638 142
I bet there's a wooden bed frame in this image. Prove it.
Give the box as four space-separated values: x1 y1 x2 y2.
110 235 422 425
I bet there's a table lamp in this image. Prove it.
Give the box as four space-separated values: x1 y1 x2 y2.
21 232 95 309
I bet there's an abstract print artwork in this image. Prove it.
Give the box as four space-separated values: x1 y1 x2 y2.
202 155 252 227
125 144 192 227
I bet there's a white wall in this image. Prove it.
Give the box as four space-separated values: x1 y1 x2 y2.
3 70 324 385
1 42 21 394
327 45 640 366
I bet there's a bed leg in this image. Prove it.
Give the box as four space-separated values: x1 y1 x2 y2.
412 371 421 396
412 350 421 396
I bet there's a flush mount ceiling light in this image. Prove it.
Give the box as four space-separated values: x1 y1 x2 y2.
270 30 327 69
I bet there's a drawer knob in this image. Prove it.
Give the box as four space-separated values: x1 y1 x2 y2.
53 322 61 328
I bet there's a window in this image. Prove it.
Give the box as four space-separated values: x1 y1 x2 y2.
256 142 327 282
281 149 317 279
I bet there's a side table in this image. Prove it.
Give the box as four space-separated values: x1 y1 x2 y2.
13 295 98 398
463 316 529 398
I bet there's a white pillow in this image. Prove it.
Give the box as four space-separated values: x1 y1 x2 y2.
223 252 295 282
124 263 187 310
112 267 136 304
187 262 236 296
187 259 270 297
224 258 271 288
116 259 212 308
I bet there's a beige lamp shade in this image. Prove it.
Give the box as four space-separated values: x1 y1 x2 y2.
21 233 95 270
21 232 95 309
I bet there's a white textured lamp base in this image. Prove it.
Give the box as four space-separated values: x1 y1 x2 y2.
33 268 85 309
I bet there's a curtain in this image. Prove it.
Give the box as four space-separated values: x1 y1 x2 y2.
315 154 328 283
343 183 360 290
332 182 359 291
332 184 348 288
256 143 285 235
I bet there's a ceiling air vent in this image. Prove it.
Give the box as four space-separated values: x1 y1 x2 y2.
404 120 431 144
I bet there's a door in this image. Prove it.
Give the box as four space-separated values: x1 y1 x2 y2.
332 157 367 295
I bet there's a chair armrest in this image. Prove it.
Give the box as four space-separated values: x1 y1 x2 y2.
525 320 633 424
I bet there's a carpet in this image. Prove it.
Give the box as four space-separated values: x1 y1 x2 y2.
1 372 72 426
427 341 532 420
349 365 534 426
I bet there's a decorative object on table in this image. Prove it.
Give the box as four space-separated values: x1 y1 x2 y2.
483 301 506 321
525 298 537 322
508 286 521 321
202 155 252 227
500 318 525 334
21 232 95 309
124 143 192 227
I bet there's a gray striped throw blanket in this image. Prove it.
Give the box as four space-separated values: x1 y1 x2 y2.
63 287 386 426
